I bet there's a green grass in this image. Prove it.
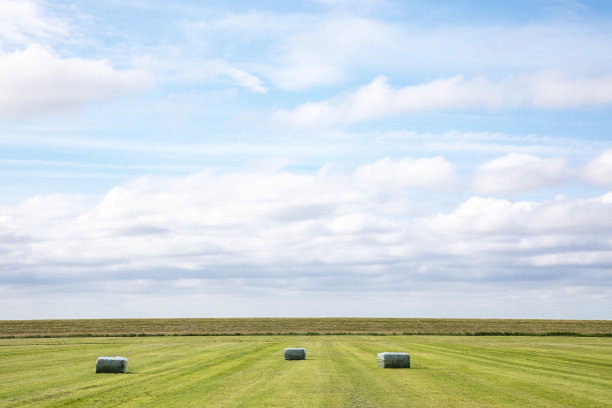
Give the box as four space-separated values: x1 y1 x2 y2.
2 318 611 337
1 335 611 407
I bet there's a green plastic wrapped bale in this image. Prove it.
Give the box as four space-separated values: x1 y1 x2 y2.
96 356 128 373
377 352 410 368
284 348 306 360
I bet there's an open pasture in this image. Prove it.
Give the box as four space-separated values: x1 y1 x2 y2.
1 335 611 407
2 318 611 337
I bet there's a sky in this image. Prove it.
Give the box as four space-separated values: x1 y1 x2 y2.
1 0 612 319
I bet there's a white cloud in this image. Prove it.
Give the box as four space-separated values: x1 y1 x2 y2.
0 157 454 290
355 156 460 190
134 55 266 94
2 163 611 287
472 153 570 195
264 17 401 90
0 44 153 119
411 193 612 282
0 0 68 46
582 149 612 187
418 196 537 234
0 166 403 280
0 1 155 118
197 60 267 94
190 14 403 91
525 71 612 108
419 193 612 236
273 73 612 127
223 67 267 94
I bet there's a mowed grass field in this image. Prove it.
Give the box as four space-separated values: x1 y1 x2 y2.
1 335 611 407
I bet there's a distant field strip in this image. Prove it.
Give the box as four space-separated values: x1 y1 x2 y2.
1 336 610 407
1 318 611 338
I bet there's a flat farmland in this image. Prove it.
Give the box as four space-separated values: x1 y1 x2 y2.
2 318 612 337
1 335 611 407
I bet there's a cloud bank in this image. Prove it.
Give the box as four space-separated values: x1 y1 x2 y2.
472 153 570 195
274 74 612 128
1 156 609 310
583 149 612 187
0 45 153 119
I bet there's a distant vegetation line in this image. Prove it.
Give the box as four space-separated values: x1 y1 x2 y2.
1 318 611 338
2 331 612 339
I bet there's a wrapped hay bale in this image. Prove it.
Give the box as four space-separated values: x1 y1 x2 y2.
96 356 128 373
284 348 306 360
377 352 410 368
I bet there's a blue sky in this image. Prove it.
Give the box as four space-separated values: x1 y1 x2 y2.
1 0 611 319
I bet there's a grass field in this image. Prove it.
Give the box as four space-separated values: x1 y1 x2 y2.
2 318 611 337
1 335 611 407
